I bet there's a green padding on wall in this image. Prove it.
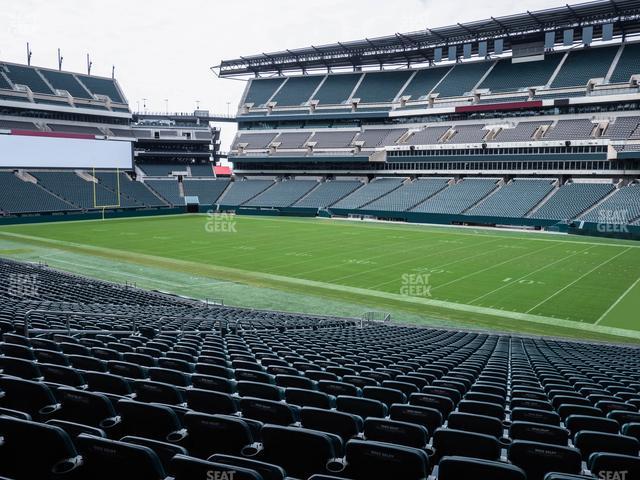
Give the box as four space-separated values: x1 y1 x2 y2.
0 207 185 226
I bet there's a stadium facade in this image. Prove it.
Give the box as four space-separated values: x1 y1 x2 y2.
1 2 640 480
0 62 227 216
215 0 640 237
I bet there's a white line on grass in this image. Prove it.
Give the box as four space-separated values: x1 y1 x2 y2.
595 276 640 325
4 231 640 339
468 244 597 304
430 243 559 291
367 240 508 290
319 238 501 284
525 247 632 314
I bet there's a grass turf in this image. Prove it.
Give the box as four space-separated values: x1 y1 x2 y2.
1 214 639 341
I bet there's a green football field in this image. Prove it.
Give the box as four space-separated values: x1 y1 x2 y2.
1 214 639 343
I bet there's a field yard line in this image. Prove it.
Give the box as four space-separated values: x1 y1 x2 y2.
525 247 632 314
2 230 640 339
431 243 559 291
367 240 506 290
243 216 640 248
468 244 597 304
5 214 639 248
320 237 501 284
594 276 640 325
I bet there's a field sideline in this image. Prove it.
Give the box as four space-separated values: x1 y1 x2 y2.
1 214 639 342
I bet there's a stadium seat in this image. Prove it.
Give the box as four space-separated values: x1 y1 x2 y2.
261 425 343 479
574 430 639 458
75 434 168 479
183 411 256 458
54 386 119 430
133 380 185 405
565 415 619 438
508 440 582 480
208 454 287 480
509 421 570 445
0 376 59 419
120 435 187 473
438 456 527 480
239 397 298 425
389 403 443 434
588 452 640 479
285 387 334 408
0 356 42 379
117 400 185 442
0 416 82 479
363 417 428 448
300 406 363 442
46 419 106 438
432 428 501 461
448 412 504 438
185 388 238 414
170 454 262 480
344 439 429 480
336 395 388 419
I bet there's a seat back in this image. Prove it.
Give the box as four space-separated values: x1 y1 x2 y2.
438 455 526 480
0 416 81 479
345 439 429 480
261 425 340 479
75 433 167 480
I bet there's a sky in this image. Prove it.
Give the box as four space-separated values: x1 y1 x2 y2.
2 0 564 149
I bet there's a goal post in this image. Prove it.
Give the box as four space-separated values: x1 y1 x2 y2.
92 167 121 219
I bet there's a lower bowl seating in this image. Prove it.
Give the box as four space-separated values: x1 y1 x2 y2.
1 258 640 479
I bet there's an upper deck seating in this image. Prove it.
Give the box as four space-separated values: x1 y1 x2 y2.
609 42 640 83
479 54 563 92
405 126 451 145
491 122 549 142
243 78 285 107
353 71 413 103
543 120 595 140
399 67 451 101
551 46 618 88
233 132 279 150
353 129 407 148
309 131 358 148
312 74 362 105
433 62 492 98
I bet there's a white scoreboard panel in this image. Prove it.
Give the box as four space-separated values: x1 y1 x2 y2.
0 135 133 169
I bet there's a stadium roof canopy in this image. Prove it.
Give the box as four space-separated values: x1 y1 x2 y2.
216 0 640 77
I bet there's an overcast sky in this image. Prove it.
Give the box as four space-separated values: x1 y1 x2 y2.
2 0 563 149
